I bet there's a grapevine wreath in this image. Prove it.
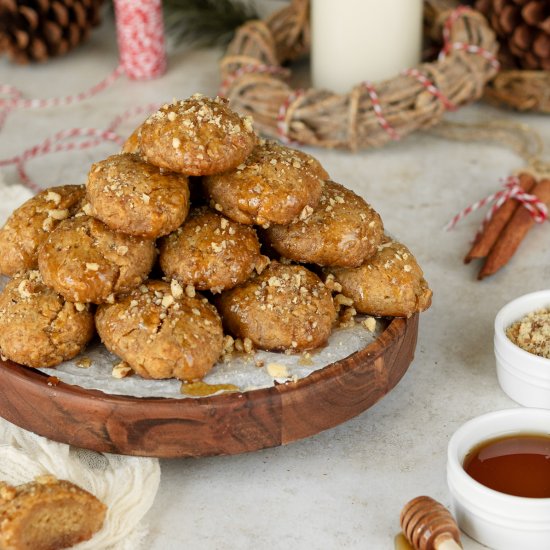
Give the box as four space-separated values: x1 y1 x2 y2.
219 0 501 150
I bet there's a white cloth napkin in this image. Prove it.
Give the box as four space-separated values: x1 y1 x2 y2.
0 417 160 550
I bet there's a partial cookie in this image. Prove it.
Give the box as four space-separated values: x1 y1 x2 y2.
326 240 432 318
95 280 223 381
139 95 257 176
0 185 85 276
159 207 269 293
217 262 336 351
203 139 328 226
263 180 384 267
0 270 94 368
122 127 141 154
0 476 106 550
38 216 156 304
86 153 190 238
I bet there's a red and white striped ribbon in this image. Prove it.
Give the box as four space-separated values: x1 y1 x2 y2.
277 89 305 145
114 0 167 80
445 176 548 238
362 82 400 142
402 68 456 111
0 102 160 194
0 0 165 131
218 64 289 97
438 5 500 70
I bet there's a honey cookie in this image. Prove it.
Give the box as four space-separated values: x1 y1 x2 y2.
203 139 328 226
325 240 432 318
0 185 85 276
38 216 156 304
139 95 257 176
0 270 94 368
95 280 223 381
159 207 269 293
121 127 141 154
217 262 336 351
263 180 384 267
0 476 106 550
86 153 190 238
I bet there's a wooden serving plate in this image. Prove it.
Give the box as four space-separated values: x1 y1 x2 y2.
0 315 418 458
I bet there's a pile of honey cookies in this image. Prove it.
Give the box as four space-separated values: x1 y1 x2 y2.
0 94 432 383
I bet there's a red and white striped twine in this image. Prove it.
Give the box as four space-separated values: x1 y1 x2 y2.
114 0 167 81
438 5 500 70
277 89 305 145
0 0 165 132
0 102 161 194
402 68 456 111
444 176 548 238
361 82 400 142
218 64 289 98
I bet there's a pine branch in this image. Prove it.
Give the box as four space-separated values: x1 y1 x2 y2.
163 0 260 48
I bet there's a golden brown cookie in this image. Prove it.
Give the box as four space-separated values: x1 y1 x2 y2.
0 270 94 368
121 127 141 154
0 476 106 550
95 280 223 381
159 207 269 293
38 216 156 304
203 139 328 226
263 180 384 267
217 262 336 351
86 153 190 238
326 240 432 318
139 95 257 176
0 185 85 276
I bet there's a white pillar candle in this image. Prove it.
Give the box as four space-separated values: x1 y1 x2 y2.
311 0 423 94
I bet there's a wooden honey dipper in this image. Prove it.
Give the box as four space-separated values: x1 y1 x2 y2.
400 496 462 550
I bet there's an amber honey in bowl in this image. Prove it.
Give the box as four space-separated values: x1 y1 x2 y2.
463 434 550 498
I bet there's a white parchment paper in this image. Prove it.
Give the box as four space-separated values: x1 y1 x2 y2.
1 274 384 399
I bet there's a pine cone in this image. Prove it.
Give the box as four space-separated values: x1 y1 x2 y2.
0 0 105 64
474 0 550 70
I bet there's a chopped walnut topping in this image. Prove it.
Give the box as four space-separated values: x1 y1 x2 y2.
222 335 235 354
17 280 32 299
46 191 62 205
243 115 254 132
112 361 133 379
243 337 253 354
266 362 289 378
362 317 377 332
42 216 54 232
48 209 69 221
76 357 92 368
170 279 184 299
299 205 314 221
167 111 177 121
185 284 196 298
86 263 100 271
161 294 174 308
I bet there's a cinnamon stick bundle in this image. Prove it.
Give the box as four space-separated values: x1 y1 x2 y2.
464 173 536 263
478 177 550 279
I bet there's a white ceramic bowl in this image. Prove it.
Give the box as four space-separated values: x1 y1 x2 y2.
447 408 550 550
494 290 550 409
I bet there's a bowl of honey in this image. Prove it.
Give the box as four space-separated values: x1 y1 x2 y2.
494 290 550 408
447 408 550 550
